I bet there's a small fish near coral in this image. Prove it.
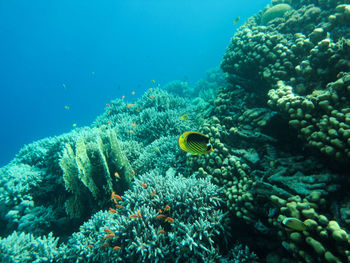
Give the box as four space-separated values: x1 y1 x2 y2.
180 114 188 120
233 16 240 25
178 131 214 155
281 217 307 231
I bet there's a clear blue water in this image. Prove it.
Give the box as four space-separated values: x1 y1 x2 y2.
0 0 269 166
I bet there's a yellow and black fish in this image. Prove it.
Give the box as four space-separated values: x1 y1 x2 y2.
178 131 213 155
281 217 307 231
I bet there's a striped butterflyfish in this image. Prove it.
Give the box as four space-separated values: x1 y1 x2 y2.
178 131 213 155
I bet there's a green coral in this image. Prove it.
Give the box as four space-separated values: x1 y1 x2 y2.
261 4 293 25
59 128 134 217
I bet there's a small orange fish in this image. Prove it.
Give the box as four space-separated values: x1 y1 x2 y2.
164 205 171 212
109 207 117 213
156 214 166 220
158 230 166 234
149 95 155 99
113 246 121 250
122 95 125 100
132 123 136 127
111 192 123 201
129 214 139 219
149 88 153 91
129 130 134 134
115 204 123 209
137 210 142 217
126 104 135 108
106 103 110 107
88 244 93 248
165 217 174 223
114 172 120 179
102 243 110 247
151 80 156 84
104 229 114 233
107 121 111 124
131 91 135 95
150 190 156 197
131 170 135 175
104 233 115 239
136 107 142 112
158 209 162 213
141 183 148 188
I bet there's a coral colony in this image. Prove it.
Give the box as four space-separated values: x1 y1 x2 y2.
1 0 350 262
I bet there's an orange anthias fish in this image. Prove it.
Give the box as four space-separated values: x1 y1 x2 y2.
114 172 120 179
109 207 117 213
150 190 156 197
104 233 115 239
106 103 110 107
111 192 122 201
158 230 166 234
129 214 140 219
141 183 147 188
113 246 121 250
165 217 174 223
104 229 114 233
149 95 155 99
156 214 166 220
126 104 135 108
129 130 134 134
132 123 136 127
136 107 142 112
131 91 135 95
164 205 171 212
122 95 125 100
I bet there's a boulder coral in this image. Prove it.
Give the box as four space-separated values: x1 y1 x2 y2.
221 0 350 163
261 3 293 25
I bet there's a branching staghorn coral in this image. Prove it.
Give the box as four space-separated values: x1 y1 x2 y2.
60 169 228 262
0 231 60 263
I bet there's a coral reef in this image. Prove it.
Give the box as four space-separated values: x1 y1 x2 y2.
0 231 59 263
2 0 350 262
60 169 229 262
221 0 350 163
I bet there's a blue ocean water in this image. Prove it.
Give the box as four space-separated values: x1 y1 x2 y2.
0 0 269 166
